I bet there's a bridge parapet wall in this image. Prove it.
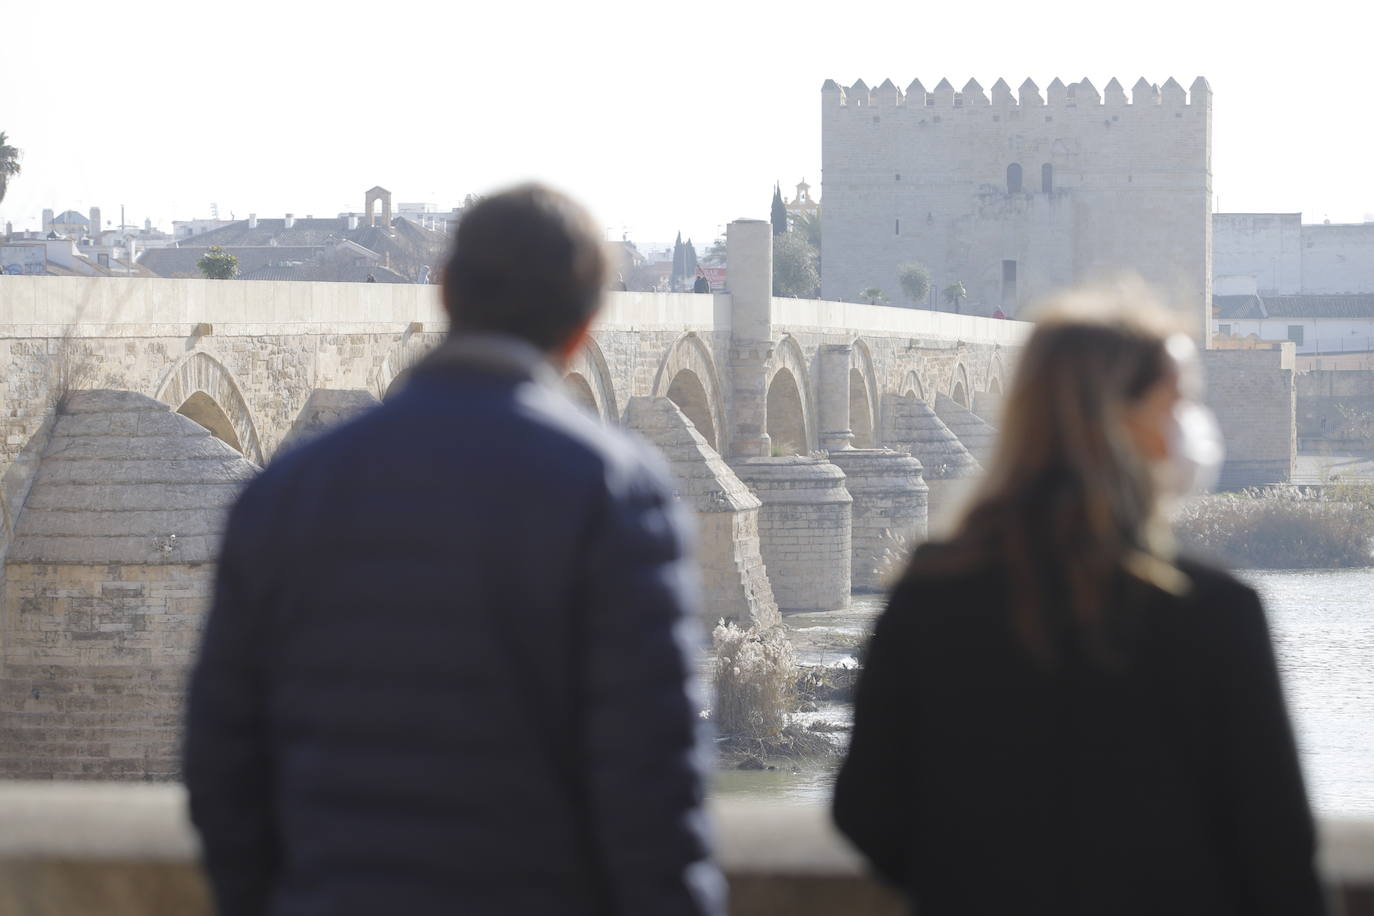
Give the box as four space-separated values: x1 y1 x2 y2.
1 782 1370 916
0 275 447 337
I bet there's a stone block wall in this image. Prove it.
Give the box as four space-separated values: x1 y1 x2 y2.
0 562 211 780
1296 369 1374 450
622 397 778 628
732 458 852 612
1203 347 1297 487
828 449 927 592
821 77 1211 339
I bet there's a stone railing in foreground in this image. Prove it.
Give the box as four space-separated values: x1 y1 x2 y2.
1 783 1371 916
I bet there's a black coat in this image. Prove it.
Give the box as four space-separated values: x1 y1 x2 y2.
833 550 1325 916
185 335 724 916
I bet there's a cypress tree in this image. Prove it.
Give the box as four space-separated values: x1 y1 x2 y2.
671 232 684 285
770 184 788 236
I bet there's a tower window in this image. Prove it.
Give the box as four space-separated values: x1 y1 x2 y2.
1042 163 1053 193
1006 163 1023 193
895 219 900 236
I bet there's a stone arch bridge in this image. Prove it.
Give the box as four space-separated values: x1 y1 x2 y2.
0 220 1024 779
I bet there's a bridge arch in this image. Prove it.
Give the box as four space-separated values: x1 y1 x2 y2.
765 335 816 455
987 352 1006 395
155 351 263 464
849 338 879 449
373 333 440 401
899 369 925 401
652 332 725 451
950 361 971 408
564 337 618 423
564 374 599 415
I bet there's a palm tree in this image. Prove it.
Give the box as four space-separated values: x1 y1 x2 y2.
942 281 967 314
0 132 21 207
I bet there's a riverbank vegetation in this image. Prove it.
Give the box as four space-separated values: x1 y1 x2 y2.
711 621 795 739
1175 485 1374 569
710 621 839 767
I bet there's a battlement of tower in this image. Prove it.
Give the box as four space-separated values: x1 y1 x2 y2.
821 76 1210 110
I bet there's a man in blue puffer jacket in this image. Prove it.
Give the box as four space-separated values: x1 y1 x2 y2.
185 185 726 916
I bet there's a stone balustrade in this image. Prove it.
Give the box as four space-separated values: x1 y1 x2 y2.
1 782 1371 916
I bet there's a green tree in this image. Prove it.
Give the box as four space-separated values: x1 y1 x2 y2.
0 132 21 207
770 184 788 236
703 236 727 267
197 246 239 280
794 209 821 250
684 237 698 276
670 231 686 288
859 286 888 305
942 281 967 313
897 263 932 307
773 232 819 297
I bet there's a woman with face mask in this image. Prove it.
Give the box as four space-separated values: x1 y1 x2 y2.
832 289 1325 916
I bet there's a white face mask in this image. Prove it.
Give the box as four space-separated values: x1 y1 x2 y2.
1162 400 1225 498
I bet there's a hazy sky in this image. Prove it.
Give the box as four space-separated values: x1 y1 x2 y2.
3 0 1372 247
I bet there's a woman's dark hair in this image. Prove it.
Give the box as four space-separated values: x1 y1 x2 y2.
911 283 1189 662
442 184 608 351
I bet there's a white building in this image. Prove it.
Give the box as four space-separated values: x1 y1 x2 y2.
1214 213 1374 296
1213 214 1374 352
172 218 237 242
1213 279 1374 355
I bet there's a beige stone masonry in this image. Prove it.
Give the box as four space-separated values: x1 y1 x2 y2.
732 457 852 613
623 397 779 628
828 449 928 592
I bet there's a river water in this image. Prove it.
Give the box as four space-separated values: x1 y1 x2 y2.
715 568 1374 817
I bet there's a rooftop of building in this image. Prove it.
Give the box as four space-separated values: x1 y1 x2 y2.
138 246 325 279
50 210 89 225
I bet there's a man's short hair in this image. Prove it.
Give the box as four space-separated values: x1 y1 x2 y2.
443 185 608 351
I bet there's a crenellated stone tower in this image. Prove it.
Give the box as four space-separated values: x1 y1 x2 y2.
821 76 1212 344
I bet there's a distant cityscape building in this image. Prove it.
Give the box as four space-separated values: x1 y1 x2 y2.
1214 214 1374 296
4 203 166 276
1213 213 1374 354
173 218 237 242
8 187 448 283
48 209 88 238
139 187 445 283
0 235 148 277
820 75 1212 338
785 179 818 222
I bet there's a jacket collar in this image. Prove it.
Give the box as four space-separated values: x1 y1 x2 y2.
414 332 562 388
